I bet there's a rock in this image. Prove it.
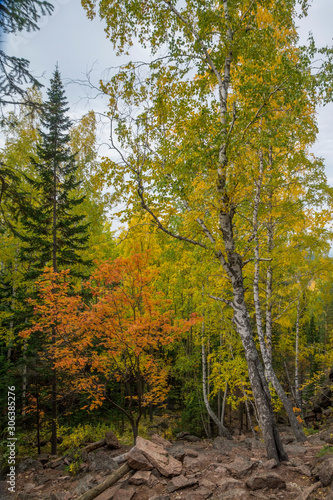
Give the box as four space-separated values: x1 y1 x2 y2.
129 470 153 486
168 446 186 462
184 448 198 458
112 488 135 500
166 474 198 492
244 438 265 451
17 458 43 473
149 496 170 500
262 458 278 469
134 436 182 477
151 434 172 448
216 477 243 493
17 494 34 500
35 471 51 485
291 459 312 477
49 493 72 500
21 483 36 494
245 472 286 490
73 474 97 496
218 488 250 499
37 453 50 465
284 444 307 455
199 478 216 489
127 447 153 471
213 437 236 456
176 431 191 439
214 465 228 474
281 435 295 444
320 430 333 444
184 434 201 442
105 431 121 449
315 456 333 486
87 450 118 472
327 482 333 500
225 456 257 479
300 481 322 500
182 486 212 499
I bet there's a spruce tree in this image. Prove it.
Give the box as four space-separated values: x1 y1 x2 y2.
19 67 90 278
19 67 90 454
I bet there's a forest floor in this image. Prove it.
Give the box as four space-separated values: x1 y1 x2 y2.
2 425 333 500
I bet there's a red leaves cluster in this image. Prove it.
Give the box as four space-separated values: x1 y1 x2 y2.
21 252 199 410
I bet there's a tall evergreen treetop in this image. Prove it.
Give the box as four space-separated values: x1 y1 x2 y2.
19 67 90 279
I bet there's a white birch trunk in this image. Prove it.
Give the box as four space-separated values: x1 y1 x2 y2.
201 320 232 439
252 152 306 442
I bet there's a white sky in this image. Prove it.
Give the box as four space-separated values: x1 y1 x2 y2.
3 0 333 183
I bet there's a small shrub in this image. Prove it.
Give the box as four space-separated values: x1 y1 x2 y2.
304 427 319 436
317 444 333 457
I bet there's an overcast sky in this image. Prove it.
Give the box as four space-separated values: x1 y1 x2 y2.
4 0 333 183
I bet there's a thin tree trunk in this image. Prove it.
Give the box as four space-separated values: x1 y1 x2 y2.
51 334 57 455
202 319 232 439
22 339 28 425
51 159 58 455
36 379 41 455
254 236 306 442
295 294 302 410
265 147 274 364
244 397 257 439
252 151 306 443
221 382 228 429
218 204 287 461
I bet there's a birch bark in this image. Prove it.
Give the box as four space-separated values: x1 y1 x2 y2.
252 150 306 442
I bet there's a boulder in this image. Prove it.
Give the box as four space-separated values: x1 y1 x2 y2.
134 436 182 477
184 448 198 458
199 478 216 490
112 488 135 500
218 488 250 499
284 444 307 456
17 458 43 473
49 493 72 500
105 431 120 449
320 429 333 444
262 458 278 469
245 472 286 491
176 432 201 442
166 474 198 492
37 453 50 465
214 465 228 475
151 434 172 448
225 456 257 479
184 435 201 442
315 456 333 486
87 450 118 472
289 458 312 477
216 477 242 493
168 446 186 462
129 470 153 486
300 481 322 500
127 448 153 471
148 496 170 500
213 437 235 456
73 474 98 496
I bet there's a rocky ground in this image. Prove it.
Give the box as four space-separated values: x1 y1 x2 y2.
2 427 333 500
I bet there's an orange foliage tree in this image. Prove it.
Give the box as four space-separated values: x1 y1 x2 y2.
22 253 199 441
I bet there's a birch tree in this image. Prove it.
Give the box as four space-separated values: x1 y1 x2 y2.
83 0 332 461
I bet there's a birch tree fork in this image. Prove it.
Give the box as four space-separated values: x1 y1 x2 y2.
83 0 327 461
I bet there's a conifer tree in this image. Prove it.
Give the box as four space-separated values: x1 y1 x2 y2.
18 67 90 454
19 67 90 279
